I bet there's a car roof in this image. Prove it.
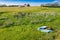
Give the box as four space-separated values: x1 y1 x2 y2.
40 26 47 28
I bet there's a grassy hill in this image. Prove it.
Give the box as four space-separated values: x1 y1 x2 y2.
0 7 60 40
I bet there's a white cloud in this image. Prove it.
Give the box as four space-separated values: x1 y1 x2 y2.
53 0 60 2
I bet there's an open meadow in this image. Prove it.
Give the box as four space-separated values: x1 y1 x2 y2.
0 6 60 40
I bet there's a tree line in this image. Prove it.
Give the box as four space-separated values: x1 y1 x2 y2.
41 2 60 7
0 4 30 7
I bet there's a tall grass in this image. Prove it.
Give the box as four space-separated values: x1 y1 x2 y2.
0 7 60 40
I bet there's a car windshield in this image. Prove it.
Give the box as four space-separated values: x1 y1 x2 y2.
40 28 46 29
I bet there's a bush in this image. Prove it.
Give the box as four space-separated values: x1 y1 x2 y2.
3 19 14 28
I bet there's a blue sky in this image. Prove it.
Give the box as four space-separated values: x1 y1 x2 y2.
0 0 55 2
0 0 60 6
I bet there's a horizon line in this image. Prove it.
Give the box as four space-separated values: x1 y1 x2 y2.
0 1 59 6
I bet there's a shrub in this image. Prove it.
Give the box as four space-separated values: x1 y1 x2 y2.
3 19 14 28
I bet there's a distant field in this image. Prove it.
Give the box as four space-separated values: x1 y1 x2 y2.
0 7 60 12
0 7 60 40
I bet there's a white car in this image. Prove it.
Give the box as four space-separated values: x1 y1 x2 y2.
38 26 52 33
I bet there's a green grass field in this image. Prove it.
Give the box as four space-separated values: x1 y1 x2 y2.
0 7 60 40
